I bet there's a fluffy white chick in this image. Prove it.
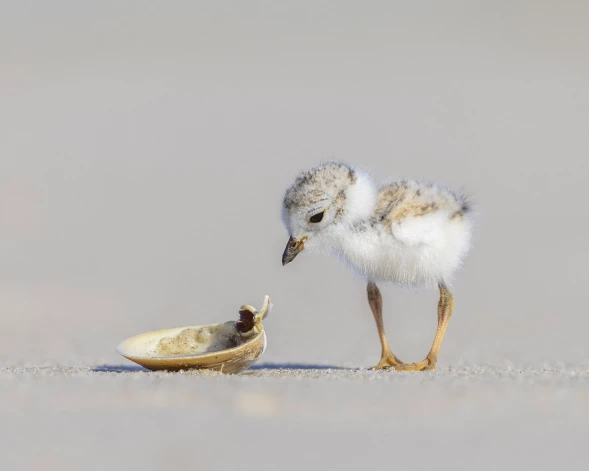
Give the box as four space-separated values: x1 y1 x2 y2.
281 161 473 371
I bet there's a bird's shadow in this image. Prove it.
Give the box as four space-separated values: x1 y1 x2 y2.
92 363 345 373
249 362 344 371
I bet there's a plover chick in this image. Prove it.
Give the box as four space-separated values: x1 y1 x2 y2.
281 161 473 371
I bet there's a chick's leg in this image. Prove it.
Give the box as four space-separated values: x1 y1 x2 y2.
367 282 404 369
394 282 454 371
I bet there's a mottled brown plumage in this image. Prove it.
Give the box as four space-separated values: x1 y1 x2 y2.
283 162 356 210
373 180 470 227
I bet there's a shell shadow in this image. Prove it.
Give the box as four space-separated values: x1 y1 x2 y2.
92 364 149 373
91 363 347 373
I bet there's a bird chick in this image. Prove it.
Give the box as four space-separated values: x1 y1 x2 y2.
281 161 473 371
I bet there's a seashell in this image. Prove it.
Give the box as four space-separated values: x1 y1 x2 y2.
116 296 272 374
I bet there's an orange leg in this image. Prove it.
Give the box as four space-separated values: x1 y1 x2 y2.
367 282 404 369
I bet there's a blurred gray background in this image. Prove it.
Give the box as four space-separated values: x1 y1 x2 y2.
2 1 588 367
1 2 589 470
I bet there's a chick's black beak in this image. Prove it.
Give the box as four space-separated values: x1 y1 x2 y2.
282 236 305 266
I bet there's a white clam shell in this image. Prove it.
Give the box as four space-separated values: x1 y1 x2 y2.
116 296 271 374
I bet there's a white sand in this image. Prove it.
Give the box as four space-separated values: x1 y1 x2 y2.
2 364 588 471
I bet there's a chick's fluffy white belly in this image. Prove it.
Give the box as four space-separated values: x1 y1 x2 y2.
331 213 472 286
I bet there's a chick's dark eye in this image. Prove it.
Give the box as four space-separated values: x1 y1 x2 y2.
310 211 325 223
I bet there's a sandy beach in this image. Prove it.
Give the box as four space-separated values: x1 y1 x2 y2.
3 364 588 470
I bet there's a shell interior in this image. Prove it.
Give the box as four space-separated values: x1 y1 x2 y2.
116 322 254 360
